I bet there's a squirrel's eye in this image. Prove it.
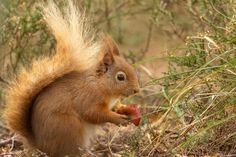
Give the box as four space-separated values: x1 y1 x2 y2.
116 71 126 81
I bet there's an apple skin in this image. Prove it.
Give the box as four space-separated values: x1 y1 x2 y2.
116 104 141 126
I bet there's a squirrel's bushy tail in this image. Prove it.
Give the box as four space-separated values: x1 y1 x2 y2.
4 1 100 141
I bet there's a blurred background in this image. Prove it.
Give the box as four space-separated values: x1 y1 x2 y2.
0 0 236 156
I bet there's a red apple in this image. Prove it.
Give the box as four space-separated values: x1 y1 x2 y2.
116 104 141 126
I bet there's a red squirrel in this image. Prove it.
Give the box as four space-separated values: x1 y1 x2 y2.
4 1 139 157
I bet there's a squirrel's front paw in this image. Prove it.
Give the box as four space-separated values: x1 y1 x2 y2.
109 112 130 126
116 114 130 126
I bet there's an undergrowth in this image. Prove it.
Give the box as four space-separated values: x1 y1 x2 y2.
132 0 236 156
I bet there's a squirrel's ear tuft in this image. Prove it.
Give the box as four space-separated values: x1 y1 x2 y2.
100 33 120 56
97 33 119 74
103 52 114 66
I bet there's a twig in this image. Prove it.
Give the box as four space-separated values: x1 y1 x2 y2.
0 152 15 156
104 0 111 32
0 138 12 147
143 20 153 53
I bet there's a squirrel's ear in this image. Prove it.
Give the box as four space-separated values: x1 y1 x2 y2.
97 52 114 75
103 51 114 66
100 33 120 56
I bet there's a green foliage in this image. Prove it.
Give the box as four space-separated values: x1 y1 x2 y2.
0 0 54 74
